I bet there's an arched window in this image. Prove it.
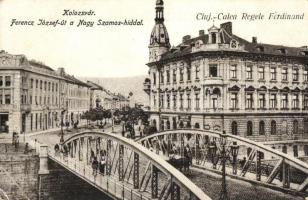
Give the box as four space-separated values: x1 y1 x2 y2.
166 121 170 130
259 121 265 135
293 145 298 157
247 121 253 136
172 117 177 129
282 145 287 154
186 121 191 128
152 119 157 129
231 121 238 135
179 121 184 128
271 120 276 135
194 123 200 129
293 120 299 135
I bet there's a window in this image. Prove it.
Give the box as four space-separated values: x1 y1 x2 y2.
44 81 47 91
304 119 308 135
30 79 33 89
231 121 238 135
160 72 164 84
246 93 253 109
247 121 253 136
292 94 299 109
259 121 265 135
293 120 299 135
40 80 42 90
187 94 191 109
271 120 276 135
52 83 54 92
167 94 170 108
180 94 184 109
195 93 200 110
166 70 170 83
230 65 237 79
153 95 156 107
153 73 156 85
172 69 177 83
195 65 200 80
209 64 218 77
282 145 287 154
173 95 177 108
281 94 288 109
0 77 3 86
304 145 308 156
180 68 184 82
230 93 238 109
259 93 266 108
270 94 277 109
5 94 10 104
304 68 308 82
304 95 308 110
258 67 265 80
282 68 288 81
0 94 2 104
293 68 299 81
48 82 51 91
270 68 277 80
246 65 253 79
5 76 11 87
187 67 191 81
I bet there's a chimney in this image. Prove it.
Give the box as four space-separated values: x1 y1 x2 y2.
57 67 65 76
182 35 191 43
199 30 205 36
220 22 232 35
252 37 257 44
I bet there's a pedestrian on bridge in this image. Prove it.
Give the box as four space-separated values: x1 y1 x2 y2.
100 150 106 175
92 156 99 176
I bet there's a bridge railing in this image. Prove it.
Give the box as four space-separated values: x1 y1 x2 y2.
49 131 212 200
49 150 149 200
137 129 308 193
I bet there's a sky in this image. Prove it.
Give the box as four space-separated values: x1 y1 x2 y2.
0 0 308 78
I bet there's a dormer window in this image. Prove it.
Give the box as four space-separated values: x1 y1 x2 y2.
277 48 287 54
211 33 217 44
256 46 264 52
230 40 237 49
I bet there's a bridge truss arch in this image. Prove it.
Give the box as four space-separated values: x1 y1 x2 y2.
137 129 308 194
48 131 211 200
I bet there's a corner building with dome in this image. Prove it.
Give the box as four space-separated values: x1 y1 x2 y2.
144 0 308 157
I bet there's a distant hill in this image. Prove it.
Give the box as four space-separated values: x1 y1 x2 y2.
79 75 149 106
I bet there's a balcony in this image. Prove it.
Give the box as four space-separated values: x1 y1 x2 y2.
203 77 223 85
21 104 31 113
143 78 151 94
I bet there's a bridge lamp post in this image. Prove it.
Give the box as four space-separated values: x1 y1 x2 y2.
230 142 239 175
219 131 229 200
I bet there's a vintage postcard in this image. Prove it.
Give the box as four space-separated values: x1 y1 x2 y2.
0 0 308 200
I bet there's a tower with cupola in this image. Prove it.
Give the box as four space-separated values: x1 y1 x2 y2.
149 0 170 62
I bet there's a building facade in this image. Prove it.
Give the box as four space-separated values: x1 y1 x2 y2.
0 50 91 136
87 80 129 110
144 0 308 157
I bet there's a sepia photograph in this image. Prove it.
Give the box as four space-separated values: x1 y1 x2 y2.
0 0 308 199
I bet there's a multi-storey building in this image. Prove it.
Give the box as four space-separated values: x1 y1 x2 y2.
144 0 308 157
87 80 129 110
0 50 91 136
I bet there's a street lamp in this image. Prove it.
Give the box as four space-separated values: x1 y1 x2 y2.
230 142 239 175
209 140 217 169
60 109 66 143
